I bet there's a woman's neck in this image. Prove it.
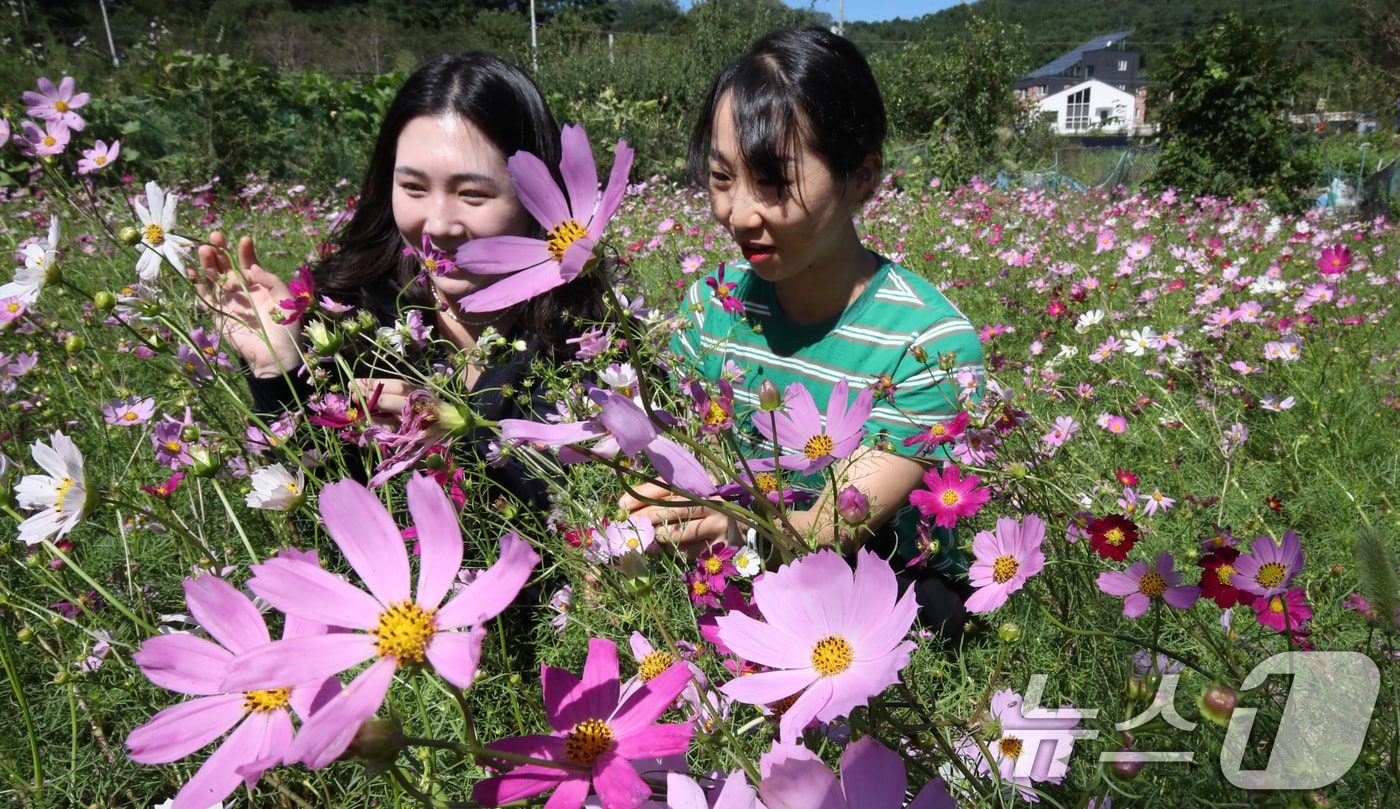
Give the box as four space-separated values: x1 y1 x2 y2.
773 226 877 324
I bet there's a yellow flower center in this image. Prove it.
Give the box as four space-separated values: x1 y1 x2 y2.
243 687 291 713
1139 572 1168 598
810 635 853 676
992 555 1018 584
42 136 56 147
95 156 107 165
372 600 437 665
930 424 947 437
1000 736 1024 759
703 401 729 427
54 477 75 511
122 412 139 421
564 718 614 765
704 557 724 575
1256 561 1286 589
546 219 589 262
144 223 166 247
1269 596 1286 614
803 433 834 459
1104 528 1125 546
164 440 182 453
6 303 20 313
284 482 299 494
691 580 709 597
54 100 70 112
423 257 438 273
638 650 673 682
754 473 778 494
940 489 961 507
1215 563 1236 586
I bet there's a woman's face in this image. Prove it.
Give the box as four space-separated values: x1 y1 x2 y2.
392 113 534 300
705 93 868 286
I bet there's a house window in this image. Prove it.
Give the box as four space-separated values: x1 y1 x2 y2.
1086 64 1095 77
1039 84 1048 95
1065 87 1091 130
1117 59 1128 72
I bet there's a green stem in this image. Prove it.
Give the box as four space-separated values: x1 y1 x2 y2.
1036 603 1217 680
209 479 261 565
40 539 156 635
0 621 42 803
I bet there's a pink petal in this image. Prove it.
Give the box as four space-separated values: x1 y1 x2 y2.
247 557 382 630
611 662 693 736
541 664 585 731
286 657 397 769
755 551 850 637
644 436 718 497
173 709 281 808
1164 585 1201 610
592 750 652 809
126 694 246 764
597 392 659 456
184 575 270 655
839 737 906 809
1123 593 1150 618
542 774 595 809
133 634 232 695
611 722 693 760
591 140 635 230
718 667 816 709
435 532 540 629
842 550 907 647
407 474 463 609
320 479 410 605
908 778 957 809
556 237 597 283
221 633 374 693
457 259 566 312
58 76 75 99
713 612 812 670
501 417 606 447
758 742 845 809
233 708 295 786
1096 568 1143 597
455 235 551 275
474 765 570 807
778 676 835 743
549 638 619 729
424 626 486 689
508 149 572 230
558 125 600 223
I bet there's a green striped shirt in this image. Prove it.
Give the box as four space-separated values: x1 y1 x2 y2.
671 254 984 571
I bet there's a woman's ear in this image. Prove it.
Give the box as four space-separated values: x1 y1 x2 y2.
852 153 882 204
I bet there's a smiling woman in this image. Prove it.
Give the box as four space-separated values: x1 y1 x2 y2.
190 53 610 506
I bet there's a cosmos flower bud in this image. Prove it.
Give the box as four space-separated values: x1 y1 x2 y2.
757 379 782 412
305 320 341 355
93 291 116 310
1198 684 1239 727
118 226 141 245
910 345 929 363
342 717 407 773
186 445 221 478
837 485 869 526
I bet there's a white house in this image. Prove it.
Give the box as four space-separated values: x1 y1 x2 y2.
1032 80 1141 135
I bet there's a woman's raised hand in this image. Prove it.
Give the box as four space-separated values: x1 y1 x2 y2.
194 232 304 379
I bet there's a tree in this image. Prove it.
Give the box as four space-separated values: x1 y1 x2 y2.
1147 13 1318 209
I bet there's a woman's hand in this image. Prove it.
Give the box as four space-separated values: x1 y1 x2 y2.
193 232 303 379
621 481 735 559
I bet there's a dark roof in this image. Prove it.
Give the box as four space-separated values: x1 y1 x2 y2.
1025 30 1134 78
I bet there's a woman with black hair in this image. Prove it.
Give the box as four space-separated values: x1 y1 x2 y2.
194 53 607 506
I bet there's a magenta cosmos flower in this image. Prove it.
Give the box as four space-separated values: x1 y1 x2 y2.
1097 552 1200 618
908 463 990 529
455 124 633 312
1253 588 1311 632
1230 530 1303 598
502 386 716 496
1315 244 1351 274
714 549 918 743
758 738 954 809
753 378 874 475
23 76 89 131
128 565 337 809
964 514 1046 614
222 474 540 768
473 637 694 809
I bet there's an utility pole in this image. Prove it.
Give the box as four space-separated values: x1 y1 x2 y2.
98 0 119 67
530 0 538 73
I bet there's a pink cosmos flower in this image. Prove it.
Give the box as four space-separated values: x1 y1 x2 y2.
965 514 1047 613
455 124 633 312
1099 414 1128 434
222 475 540 768
714 549 918 743
1230 530 1303 598
1041 415 1080 447
22 76 89 130
752 378 873 475
1097 552 1200 618
909 463 990 529
77 139 120 174
276 266 314 325
501 387 716 496
901 410 969 455
957 688 1084 802
127 567 337 809
473 637 694 809
1315 244 1352 274
663 770 760 809
103 395 156 426
1138 488 1176 518
706 264 745 316
1253 588 1311 632
758 737 954 809
403 232 457 279
17 119 69 156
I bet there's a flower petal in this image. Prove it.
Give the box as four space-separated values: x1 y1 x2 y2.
457 259 567 312
713 612 813 670
320 479 411 605
508 149 572 230
133 634 232 695
558 125 599 223
246 557 382 630
407 474 463 609
221 633 375 693
839 737 906 809
435 532 539 629
126 694 246 764
592 750 652 809
758 742 845 809
286 657 397 769
173 708 279 809
455 235 551 276
591 140 635 231
611 662 693 736
184 575 270 656
611 722 693 760
718 667 816 709
644 436 719 497
424 626 486 689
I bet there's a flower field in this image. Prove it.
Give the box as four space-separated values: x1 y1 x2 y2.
1 75 1399 809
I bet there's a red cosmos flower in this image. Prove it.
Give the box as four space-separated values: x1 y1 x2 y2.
1315 244 1352 275
1088 513 1139 561
1265 495 1283 512
1197 547 1244 608
1115 466 1138 487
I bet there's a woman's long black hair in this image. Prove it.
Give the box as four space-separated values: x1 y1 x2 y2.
316 53 608 356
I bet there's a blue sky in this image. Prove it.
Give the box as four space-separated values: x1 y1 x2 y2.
679 1 971 24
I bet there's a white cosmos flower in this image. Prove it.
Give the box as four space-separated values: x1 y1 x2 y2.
15 431 90 545
732 528 763 577
1074 308 1104 333
1123 327 1158 357
245 463 306 510
133 181 194 282
0 216 60 303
